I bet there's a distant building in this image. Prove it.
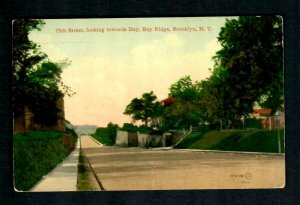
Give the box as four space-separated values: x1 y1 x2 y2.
160 96 175 106
250 108 272 119
250 108 284 129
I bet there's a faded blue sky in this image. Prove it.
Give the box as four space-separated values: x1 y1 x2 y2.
29 17 232 126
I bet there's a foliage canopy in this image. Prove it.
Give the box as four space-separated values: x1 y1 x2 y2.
13 19 74 126
124 91 163 127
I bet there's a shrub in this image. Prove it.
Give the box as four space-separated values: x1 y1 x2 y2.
244 118 263 129
91 123 118 146
65 126 78 150
120 123 140 132
120 123 158 134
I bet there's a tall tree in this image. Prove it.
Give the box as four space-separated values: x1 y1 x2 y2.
164 76 204 129
25 60 73 125
198 69 232 130
13 19 46 117
13 19 73 128
169 76 199 100
208 16 283 122
124 91 162 127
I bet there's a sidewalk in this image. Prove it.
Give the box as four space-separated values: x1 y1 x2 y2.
30 139 80 192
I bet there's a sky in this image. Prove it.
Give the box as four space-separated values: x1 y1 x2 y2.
29 17 231 127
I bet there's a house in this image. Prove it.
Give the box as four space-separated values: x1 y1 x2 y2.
251 108 272 118
250 108 284 129
160 96 175 106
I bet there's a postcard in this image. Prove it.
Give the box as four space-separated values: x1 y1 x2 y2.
12 17 284 191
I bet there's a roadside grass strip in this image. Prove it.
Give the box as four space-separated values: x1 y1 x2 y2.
77 151 98 191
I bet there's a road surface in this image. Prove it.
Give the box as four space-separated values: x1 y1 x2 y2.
80 135 285 190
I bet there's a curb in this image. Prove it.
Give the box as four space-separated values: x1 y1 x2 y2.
138 146 284 156
87 135 284 156
172 130 193 147
173 148 285 156
168 131 285 156
80 136 105 190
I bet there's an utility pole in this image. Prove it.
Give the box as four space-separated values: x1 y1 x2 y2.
241 116 245 130
275 112 281 154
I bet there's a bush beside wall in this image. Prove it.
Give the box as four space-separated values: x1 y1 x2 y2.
91 124 118 146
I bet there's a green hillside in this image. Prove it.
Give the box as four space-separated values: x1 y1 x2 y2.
174 129 284 153
174 132 205 149
14 131 77 191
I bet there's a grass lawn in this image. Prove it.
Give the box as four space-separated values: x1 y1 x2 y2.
189 131 236 150
175 129 284 153
174 132 205 149
13 131 62 139
228 129 285 153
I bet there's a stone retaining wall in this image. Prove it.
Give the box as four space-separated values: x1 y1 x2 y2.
137 133 149 147
116 130 128 146
116 130 186 147
128 132 138 147
145 134 164 147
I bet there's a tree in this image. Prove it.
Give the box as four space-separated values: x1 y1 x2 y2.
13 19 46 117
124 91 162 127
93 122 119 146
106 122 119 145
163 76 204 129
13 19 74 129
25 60 73 125
169 76 199 100
198 70 231 130
207 16 283 124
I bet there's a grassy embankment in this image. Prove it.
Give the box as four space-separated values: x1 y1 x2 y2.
13 131 77 191
174 129 285 153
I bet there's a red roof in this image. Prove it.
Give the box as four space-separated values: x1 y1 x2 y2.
161 97 175 106
253 108 272 116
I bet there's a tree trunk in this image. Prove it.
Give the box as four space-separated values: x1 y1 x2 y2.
23 106 27 135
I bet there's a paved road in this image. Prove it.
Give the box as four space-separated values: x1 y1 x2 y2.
81 135 285 191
